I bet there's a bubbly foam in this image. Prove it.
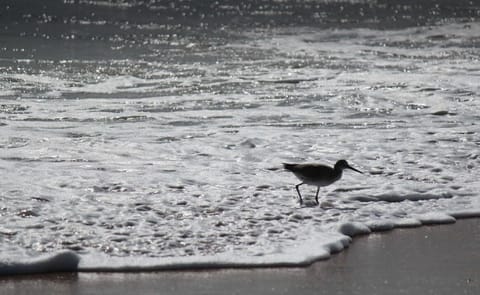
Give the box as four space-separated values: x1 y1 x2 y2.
1 15 479 275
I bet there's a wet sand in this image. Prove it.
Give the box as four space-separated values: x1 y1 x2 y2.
1 218 479 295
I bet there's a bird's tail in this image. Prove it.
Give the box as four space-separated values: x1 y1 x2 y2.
282 163 296 171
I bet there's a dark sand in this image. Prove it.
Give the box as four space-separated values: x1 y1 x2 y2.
1 218 479 295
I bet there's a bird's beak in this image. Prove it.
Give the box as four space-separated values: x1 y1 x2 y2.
347 165 363 174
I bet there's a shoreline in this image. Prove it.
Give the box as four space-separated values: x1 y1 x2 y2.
1 218 479 295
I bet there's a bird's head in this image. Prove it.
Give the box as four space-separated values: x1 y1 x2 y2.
335 160 363 174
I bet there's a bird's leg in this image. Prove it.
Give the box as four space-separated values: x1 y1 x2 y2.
315 186 320 205
295 183 304 205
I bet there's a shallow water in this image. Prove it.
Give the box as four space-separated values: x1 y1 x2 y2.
1 0 480 274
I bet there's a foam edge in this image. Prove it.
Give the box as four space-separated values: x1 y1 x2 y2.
0 250 80 276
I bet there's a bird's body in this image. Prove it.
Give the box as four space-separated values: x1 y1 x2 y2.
283 160 362 205
283 163 342 187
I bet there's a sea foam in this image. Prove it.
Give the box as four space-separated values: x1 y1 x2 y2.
1 13 479 277
0 251 80 276
2 211 479 275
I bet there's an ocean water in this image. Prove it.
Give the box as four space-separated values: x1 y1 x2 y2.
1 0 480 275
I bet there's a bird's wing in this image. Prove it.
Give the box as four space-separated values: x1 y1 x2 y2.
294 164 332 178
284 163 331 175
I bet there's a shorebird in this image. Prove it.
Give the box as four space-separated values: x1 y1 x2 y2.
283 160 363 205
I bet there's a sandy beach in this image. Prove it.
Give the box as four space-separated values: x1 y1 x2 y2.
1 218 478 295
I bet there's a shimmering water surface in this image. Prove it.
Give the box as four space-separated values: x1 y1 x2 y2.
0 0 479 272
